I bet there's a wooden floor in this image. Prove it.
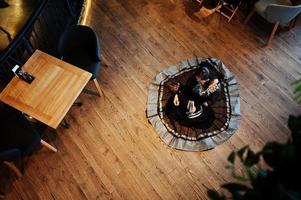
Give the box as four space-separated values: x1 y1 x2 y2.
2 0 301 199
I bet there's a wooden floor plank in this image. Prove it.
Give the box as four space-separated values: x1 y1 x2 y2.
1 0 301 199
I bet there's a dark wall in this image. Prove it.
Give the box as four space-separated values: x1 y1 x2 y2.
0 0 84 87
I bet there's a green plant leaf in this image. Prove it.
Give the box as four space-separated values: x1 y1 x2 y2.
288 115 301 133
232 174 248 182
244 149 260 167
207 189 226 200
288 115 301 151
227 151 236 164
292 84 301 95
286 191 301 200
262 142 283 168
246 167 255 181
237 146 249 162
292 79 301 104
292 79 301 91
222 183 249 192
293 93 301 104
225 164 234 170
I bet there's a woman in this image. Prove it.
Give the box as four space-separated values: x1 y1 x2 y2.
164 80 191 122
164 79 214 130
187 62 221 105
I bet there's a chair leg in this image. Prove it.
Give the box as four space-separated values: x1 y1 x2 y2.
266 21 279 46
289 20 294 30
228 6 239 22
61 117 70 129
292 14 300 28
3 161 22 178
93 79 103 97
41 140 57 153
244 9 255 24
289 16 298 30
214 1 222 12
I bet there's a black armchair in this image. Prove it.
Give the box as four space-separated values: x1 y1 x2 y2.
0 105 57 179
58 25 103 96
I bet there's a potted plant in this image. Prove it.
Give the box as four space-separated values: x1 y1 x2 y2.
208 81 301 200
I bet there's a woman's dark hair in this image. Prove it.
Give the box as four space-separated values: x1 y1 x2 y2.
196 66 210 80
168 79 179 86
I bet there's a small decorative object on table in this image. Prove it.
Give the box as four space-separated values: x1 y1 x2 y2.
12 65 35 84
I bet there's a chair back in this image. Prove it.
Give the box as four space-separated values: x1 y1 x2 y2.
265 4 301 23
58 25 101 61
0 106 41 157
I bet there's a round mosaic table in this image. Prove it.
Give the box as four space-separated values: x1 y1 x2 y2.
146 57 240 151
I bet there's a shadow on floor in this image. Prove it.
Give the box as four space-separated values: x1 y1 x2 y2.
182 0 203 22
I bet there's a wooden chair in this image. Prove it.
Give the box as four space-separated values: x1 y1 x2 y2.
244 0 301 46
215 0 242 22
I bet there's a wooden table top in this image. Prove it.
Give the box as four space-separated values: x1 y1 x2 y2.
0 50 92 129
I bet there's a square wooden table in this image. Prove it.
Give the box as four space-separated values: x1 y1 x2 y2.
0 50 92 129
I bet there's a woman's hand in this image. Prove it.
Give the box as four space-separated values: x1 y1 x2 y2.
173 94 180 106
208 79 219 90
